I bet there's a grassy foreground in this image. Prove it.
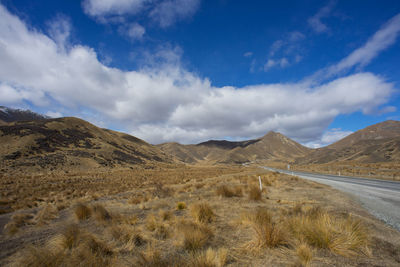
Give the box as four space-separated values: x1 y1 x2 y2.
1 166 400 266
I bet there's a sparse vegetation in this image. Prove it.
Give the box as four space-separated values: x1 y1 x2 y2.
2 169 397 266
243 207 287 248
74 203 91 221
178 220 214 251
248 185 262 201
190 202 215 223
216 184 242 197
177 201 187 210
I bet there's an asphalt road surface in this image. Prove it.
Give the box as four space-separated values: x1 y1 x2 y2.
264 167 400 231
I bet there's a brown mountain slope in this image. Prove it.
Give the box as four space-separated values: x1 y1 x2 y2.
296 120 400 164
159 131 310 164
0 117 172 174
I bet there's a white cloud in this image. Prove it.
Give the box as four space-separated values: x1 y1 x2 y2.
82 0 201 28
0 83 23 104
47 15 72 51
265 31 305 71
82 0 148 17
149 0 200 28
46 111 63 118
308 0 336 33
0 4 396 146
119 22 145 41
320 13 400 79
263 57 289 71
244 51 253 57
305 128 353 148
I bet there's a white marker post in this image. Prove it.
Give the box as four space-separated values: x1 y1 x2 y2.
258 176 262 191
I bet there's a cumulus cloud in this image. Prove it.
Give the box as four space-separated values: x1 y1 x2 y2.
308 0 336 33
0 4 396 146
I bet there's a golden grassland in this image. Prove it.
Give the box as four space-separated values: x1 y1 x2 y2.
266 161 400 181
0 164 244 214
1 167 400 266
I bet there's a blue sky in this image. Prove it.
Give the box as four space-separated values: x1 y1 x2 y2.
0 0 400 147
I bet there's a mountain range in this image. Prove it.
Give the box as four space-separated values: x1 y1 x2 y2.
0 106 399 173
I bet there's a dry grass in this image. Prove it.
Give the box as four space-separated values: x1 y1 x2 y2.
216 185 242 197
0 165 246 213
74 203 91 221
177 220 214 251
296 243 313 266
4 169 395 267
190 248 228 267
190 202 215 224
248 185 262 201
287 207 370 257
4 213 34 235
14 224 113 267
146 214 170 240
243 207 287 248
92 204 111 222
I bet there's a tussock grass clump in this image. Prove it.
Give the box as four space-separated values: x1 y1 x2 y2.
296 243 313 266
74 203 91 220
34 204 58 225
190 247 228 267
177 220 214 251
159 210 173 221
177 202 187 210
190 202 215 224
146 214 170 240
15 224 113 267
92 204 111 222
216 185 242 198
243 207 287 248
288 208 370 257
108 224 146 248
248 185 262 201
138 245 183 267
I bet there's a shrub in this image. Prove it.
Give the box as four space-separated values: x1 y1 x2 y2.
190 202 215 224
177 202 187 210
216 185 242 198
248 185 262 201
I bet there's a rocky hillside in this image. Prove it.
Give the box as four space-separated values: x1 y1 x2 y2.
0 117 172 174
296 120 400 164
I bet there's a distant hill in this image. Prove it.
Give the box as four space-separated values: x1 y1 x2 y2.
159 131 310 164
0 117 172 174
296 120 400 164
0 106 49 123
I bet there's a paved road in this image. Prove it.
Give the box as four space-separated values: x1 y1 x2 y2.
264 167 400 231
